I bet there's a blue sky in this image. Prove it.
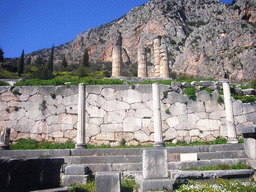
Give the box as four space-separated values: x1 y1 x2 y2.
0 0 232 58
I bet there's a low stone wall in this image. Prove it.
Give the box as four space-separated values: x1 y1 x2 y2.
0 83 255 145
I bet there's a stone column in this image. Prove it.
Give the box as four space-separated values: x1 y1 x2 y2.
159 44 169 78
76 83 87 149
222 79 238 144
112 46 122 77
153 37 161 78
152 83 164 147
0 128 10 150
138 47 147 77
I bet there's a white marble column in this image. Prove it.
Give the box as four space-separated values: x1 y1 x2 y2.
222 79 238 144
153 83 164 147
76 83 87 149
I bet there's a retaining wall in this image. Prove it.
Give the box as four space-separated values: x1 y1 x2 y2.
0 83 255 146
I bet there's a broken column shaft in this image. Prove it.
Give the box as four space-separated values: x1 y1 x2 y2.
153 37 161 78
112 46 122 77
138 47 147 77
159 44 169 78
222 79 238 144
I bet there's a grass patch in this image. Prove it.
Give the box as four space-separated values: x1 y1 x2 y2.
10 138 76 150
67 178 139 192
14 78 125 86
68 180 95 192
165 137 227 147
10 137 229 150
177 178 256 192
185 162 251 171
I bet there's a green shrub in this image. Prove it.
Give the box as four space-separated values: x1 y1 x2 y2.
232 94 256 103
183 86 197 100
0 81 9 86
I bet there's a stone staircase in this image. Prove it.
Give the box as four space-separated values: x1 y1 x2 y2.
62 143 249 177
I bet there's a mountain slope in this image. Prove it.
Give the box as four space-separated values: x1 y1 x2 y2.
25 0 256 81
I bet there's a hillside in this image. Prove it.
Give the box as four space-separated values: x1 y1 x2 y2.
24 0 256 81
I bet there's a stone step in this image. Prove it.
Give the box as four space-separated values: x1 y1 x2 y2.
0 144 245 158
198 150 247 160
63 158 248 174
70 143 244 157
64 155 142 164
63 150 246 164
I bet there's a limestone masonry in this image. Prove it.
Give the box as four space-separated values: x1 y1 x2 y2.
0 83 255 146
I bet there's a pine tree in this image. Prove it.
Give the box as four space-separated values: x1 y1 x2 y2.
0 47 4 62
47 45 54 72
82 49 89 67
18 49 24 76
61 57 68 69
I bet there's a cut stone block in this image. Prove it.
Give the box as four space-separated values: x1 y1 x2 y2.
143 148 168 179
180 153 198 161
61 175 88 186
140 179 173 192
96 172 121 192
65 165 89 175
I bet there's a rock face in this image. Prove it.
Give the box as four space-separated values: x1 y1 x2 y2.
24 0 256 81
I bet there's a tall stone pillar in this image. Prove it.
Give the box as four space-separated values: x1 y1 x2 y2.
159 44 169 78
152 83 164 147
76 83 87 149
138 47 147 77
153 37 161 78
222 79 238 144
112 46 122 77
0 128 10 150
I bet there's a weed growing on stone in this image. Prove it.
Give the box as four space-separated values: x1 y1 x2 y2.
182 86 196 100
50 91 56 99
39 100 46 111
203 87 213 95
12 88 20 95
217 96 224 104
165 108 171 114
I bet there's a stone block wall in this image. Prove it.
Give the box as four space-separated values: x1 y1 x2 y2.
0 83 255 145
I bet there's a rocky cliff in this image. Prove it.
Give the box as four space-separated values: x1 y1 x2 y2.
25 0 256 81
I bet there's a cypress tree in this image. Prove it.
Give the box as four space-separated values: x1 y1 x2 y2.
82 49 89 67
18 49 24 76
0 47 4 62
47 45 54 72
